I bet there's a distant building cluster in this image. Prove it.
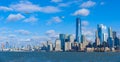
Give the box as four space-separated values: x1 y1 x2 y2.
0 17 120 52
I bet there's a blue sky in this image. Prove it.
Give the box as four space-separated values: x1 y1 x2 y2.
0 0 120 47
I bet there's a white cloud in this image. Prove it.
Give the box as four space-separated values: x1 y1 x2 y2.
58 0 82 7
40 6 61 13
82 20 89 26
82 27 96 42
0 6 13 11
10 1 61 13
31 36 51 42
46 30 59 39
15 29 31 35
23 16 38 23
47 16 62 25
10 1 41 13
52 16 62 22
7 13 25 22
8 34 16 38
51 0 62 3
58 2 72 7
83 30 94 36
80 1 96 8
73 8 90 16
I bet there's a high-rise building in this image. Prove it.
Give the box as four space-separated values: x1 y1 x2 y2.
55 39 62 51
65 42 72 51
5 42 9 49
47 41 53 51
107 27 114 48
112 31 120 47
68 35 74 43
113 31 117 39
108 27 113 38
47 44 53 51
65 34 69 40
103 33 107 42
97 24 103 44
95 31 100 47
80 35 89 50
81 35 86 43
59 34 65 49
76 17 81 42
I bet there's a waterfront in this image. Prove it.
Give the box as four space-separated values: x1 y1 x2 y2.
0 52 120 62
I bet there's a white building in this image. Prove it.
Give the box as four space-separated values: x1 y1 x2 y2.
65 42 71 51
55 39 62 51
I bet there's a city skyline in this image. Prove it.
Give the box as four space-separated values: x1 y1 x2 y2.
1 19 120 52
0 0 120 46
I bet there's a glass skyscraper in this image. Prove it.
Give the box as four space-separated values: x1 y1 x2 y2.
97 24 103 44
107 27 114 48
108 27 113 38
59 34 65 50
76 17 81 42
113 31 120 47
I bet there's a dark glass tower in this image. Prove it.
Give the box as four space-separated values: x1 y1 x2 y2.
75 17 81 42
59 34 65 50
107 27 114 48
97 24 103 44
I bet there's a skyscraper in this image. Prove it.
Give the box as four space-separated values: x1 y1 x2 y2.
107 27 114 48
81 35 88 49
103 33 106 42
55 39 62 51
47 41 53 51
113 31 119 47
59 34 65 50
95 31 100 47
108 27 113 38
5 42 9 49
113 31 117 39
65 42 72 51
76 17 81 42
97 24 103 44
81 35 86 43
68 35 74 43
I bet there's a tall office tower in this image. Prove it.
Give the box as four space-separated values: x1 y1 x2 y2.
68 35 74 43
107 27 114 48
113 31 117 39
95 31 100 47
103 33 106 42
47 44 53 51
81 35 88 49
81 35 86 43
5 42 9 49
108 27 113 38
47 41 53 51
65 34 68 40
76 17 81 42
95 30 98 38
65 42 72 51
97 24 103 44
59 34 65 50
55 39 62 51
113 31 119 47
